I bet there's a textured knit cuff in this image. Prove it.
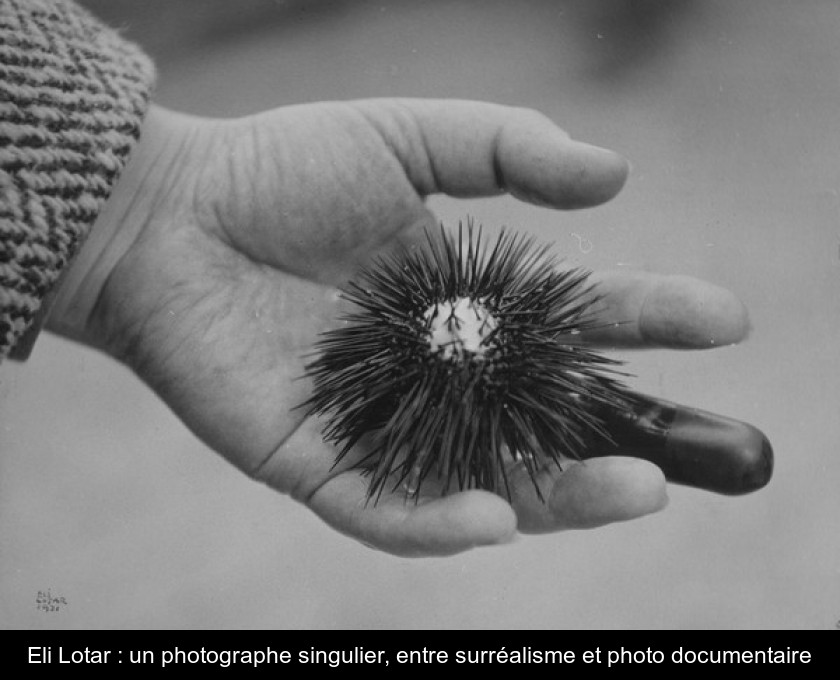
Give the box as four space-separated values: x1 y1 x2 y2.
0 0 155 360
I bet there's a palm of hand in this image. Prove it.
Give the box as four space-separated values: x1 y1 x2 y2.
79 100 747 556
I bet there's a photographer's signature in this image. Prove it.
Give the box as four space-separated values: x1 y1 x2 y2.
35 589 67 613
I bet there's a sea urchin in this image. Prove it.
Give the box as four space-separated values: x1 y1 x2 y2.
303 222 632 502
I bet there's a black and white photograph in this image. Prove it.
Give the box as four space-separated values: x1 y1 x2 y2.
1 0 838 632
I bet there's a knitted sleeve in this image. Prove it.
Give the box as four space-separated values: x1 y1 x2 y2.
0 0 155 360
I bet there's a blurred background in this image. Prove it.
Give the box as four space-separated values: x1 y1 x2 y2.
2 0 839 629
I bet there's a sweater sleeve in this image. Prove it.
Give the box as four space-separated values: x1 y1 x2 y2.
0 0 155 360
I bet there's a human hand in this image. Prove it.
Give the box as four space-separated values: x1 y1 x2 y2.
47 99 749 556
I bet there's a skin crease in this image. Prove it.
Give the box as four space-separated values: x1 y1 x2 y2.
47 99 750 557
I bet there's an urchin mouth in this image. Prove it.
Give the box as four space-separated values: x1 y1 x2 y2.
423 296 498 360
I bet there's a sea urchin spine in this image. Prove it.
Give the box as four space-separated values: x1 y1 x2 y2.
303 222 632 502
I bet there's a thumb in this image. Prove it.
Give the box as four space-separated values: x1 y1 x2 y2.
352 98 630 209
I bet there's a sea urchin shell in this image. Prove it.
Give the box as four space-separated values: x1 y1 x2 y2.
303 222 632 502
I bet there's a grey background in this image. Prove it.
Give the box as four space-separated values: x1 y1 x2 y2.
2 0 839 628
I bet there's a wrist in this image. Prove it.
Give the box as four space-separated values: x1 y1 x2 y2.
46 106 208 352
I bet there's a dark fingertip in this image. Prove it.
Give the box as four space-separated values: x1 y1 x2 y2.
661 410 774 494
585 394 774 495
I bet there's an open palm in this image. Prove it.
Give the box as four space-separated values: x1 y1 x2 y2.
51 99 749 556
